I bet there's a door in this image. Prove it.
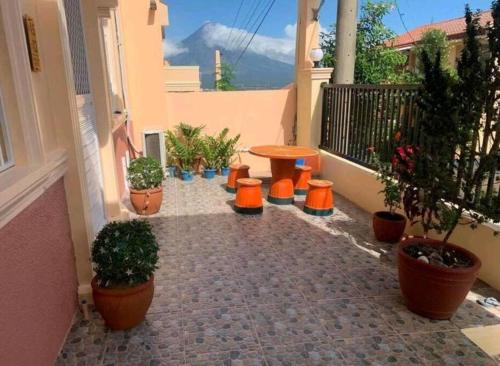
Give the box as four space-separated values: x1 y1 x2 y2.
63 0 106 237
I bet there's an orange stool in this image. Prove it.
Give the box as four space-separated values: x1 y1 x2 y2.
304 179 334 216
293 165 312 195
226 164 250 193
234 178 263 215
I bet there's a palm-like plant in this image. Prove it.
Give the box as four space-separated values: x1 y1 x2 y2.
201 135 219 169
216 128 240 169
165 123 205 172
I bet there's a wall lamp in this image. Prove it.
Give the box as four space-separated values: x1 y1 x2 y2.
150 0 157 11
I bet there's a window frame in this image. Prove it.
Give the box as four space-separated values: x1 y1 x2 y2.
0 87 15 173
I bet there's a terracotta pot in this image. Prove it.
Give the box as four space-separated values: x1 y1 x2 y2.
372 211 406 243
129 187 163 215
91 276 154 330
398 237 481 320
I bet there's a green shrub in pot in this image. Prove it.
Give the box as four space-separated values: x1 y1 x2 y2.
127 157 164 215
91 220 159 329
201 135 219 179
216 128 240 175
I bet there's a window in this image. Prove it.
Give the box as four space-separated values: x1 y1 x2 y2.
0 89 14 172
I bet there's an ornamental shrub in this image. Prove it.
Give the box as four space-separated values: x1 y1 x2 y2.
127 156 163 190
91 220 159 288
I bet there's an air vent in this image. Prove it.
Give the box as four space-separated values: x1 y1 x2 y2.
142 130 165 169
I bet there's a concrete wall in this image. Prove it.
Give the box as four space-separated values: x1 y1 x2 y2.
0 179 77 366
164 65 201 92
320 150 500 291
160 87 297 174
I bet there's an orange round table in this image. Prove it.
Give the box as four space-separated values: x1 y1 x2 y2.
249 145 318 205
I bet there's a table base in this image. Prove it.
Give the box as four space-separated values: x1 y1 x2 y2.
268 158 296 205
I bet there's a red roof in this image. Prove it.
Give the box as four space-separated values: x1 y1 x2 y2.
390 10 493 49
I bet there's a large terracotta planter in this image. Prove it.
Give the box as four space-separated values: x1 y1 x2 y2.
130 187 163 215
398 237 481 319
91 276 154 330
372 211 406 243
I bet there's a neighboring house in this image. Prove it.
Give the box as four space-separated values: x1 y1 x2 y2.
389 10 492 71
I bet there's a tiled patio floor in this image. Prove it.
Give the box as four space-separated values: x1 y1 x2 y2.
57 176 500 365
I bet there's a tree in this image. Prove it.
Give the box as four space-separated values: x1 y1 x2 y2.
413 29 455 78
215 62 236 91
321 0 409 84
398 2 500 244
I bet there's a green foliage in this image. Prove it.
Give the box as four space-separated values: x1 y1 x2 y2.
165 123 204 172
201 135 220 168
397 2 500 243
127 156 163 190
216 128 240 168
372 151 402 213
215 62 236 91
164 131 177 166
415 29 450 69
91 220 159 288
321 0 410 84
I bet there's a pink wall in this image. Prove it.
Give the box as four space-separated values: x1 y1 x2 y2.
165 87 297 174
0 179 78 366
113 123 130 199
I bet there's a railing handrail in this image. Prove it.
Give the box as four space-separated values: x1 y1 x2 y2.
322 83 420 90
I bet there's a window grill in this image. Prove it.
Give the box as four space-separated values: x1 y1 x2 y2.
63 0 90 95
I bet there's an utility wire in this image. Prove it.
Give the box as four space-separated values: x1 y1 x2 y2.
226 0 245 50
232 0 271 60
234 0 277 67
229 0 265 52
395 1 415 44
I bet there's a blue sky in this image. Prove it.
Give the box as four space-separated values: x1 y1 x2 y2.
160 0 493 64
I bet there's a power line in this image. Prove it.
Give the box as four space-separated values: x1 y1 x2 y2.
395 1 415 44
232 0 271 60
234 0 277 67
229 0 265 52
226 0 244 50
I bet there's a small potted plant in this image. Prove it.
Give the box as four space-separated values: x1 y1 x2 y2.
164 130 177 178
395 4 499 320
201 135 219 179
127 156 164 215
91 220 159 330
371 150 406 243
216 128 240 176
166 123 204 181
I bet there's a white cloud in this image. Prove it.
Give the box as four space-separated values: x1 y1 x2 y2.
201 23 296 64
163 38 187 58
284 23 297 38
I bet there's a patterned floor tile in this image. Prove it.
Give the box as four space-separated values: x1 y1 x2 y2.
403 331 498 366
239 273 305 305
182 307 259 354
289 270 363 301
372 295 458 334
334 335 424 365
184 350 266 366
344 266 400 296
262 341 345 365
250 303 328 347
313 298 395 339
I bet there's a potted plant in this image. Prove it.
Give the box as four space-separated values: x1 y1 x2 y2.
166 123 204 181
164 130 177 178
216 128 240 176
201 134 219 179
127 156 164 215
371 151 406 243
395 4 499 320
91 220 159 330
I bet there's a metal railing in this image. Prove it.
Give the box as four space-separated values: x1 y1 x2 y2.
320 84 421 167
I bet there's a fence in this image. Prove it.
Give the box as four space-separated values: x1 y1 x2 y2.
320 84 421 167
319 83 499 215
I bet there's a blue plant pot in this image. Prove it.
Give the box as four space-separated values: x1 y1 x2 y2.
295 158 305 166
203 168 217 179
166 166 176 178
221 166 230 176
181 170 193 181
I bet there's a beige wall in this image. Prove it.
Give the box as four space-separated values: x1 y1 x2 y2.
160 87 297 174
164 65 201 92
320 150 500 291
118 0 168 147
